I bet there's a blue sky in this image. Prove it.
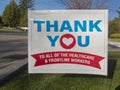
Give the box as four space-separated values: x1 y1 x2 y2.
0 0 120 20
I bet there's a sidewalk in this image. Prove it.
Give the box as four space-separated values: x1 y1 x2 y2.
109 42 120 48
0 57 27 85
108 42 120 51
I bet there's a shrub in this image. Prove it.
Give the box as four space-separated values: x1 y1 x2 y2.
110 33 120 38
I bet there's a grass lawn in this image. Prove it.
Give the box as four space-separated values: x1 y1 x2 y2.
109 38 120 42
0 52 120 90
0 27 26 33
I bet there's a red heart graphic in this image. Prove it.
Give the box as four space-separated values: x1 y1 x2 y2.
62 38 73 46
60 34 76 49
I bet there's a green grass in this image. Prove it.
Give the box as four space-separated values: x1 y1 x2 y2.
2 27 18 31
0 27 26 32
0 52 120 90
110 33 120 38
108 51 120 59
109 38 120 42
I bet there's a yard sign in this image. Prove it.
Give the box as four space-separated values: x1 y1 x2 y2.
28 10 108 75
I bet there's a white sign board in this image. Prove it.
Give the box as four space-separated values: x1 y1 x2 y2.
28 10 108 75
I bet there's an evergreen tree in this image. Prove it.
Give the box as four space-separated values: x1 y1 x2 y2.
20 11 28 27
2 0 20 27
19 0 34 15
19 0 34 26
0 16 2 24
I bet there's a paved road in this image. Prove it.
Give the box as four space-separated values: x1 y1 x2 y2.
0 31 119 57
0 31 120 64
0 31 120 85
0 31 27 85
0 32 27 58
0 31 119 66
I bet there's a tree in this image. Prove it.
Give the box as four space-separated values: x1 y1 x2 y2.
0 16 2 24
2 0 20 27
19 0 34 16
58 0 109 9
109 18 120 37
116 7 120 18
19 0 34 26
20 11 28 27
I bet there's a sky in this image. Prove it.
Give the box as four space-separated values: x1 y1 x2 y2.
0 0 120 20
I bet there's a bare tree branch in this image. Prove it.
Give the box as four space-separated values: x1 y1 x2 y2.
58 0 110 9
93 0 109 9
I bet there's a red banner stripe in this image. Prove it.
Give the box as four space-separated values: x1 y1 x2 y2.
31 52 104 69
